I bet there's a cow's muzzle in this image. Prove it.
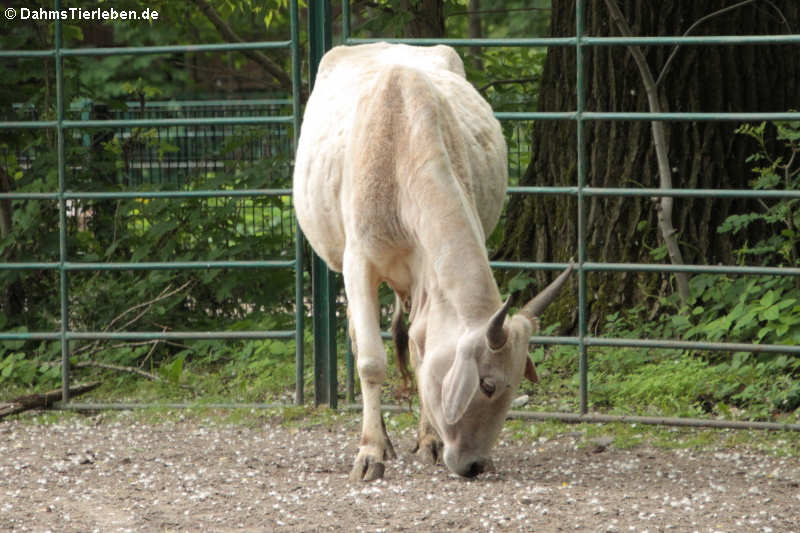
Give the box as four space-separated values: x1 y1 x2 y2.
444 448 494 478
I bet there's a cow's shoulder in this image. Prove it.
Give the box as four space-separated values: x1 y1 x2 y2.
318 42 465 81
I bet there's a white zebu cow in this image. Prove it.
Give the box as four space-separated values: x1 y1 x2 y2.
293 42 572 481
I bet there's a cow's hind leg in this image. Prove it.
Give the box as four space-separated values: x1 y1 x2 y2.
413 412 443 465
344 251 396 481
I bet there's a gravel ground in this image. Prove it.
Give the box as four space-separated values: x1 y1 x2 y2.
2 410 799 533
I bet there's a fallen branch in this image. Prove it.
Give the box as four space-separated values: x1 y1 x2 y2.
0 382 100 420
41 359 164 382
74 361 164 382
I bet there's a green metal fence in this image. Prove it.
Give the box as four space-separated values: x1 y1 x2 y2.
70 98 293 186
2 1 800 431
0 0 306 404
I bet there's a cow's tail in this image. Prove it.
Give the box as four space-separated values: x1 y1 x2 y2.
391 293 413 395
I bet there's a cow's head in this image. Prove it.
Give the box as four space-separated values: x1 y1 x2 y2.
416 264 573 477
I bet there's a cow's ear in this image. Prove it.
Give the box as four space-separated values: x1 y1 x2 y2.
441 350 479 425
524 357 539 383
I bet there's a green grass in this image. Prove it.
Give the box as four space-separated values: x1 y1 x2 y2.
502 418 799 457
4 319 798 459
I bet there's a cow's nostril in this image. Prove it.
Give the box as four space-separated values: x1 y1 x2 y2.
464 461 485 478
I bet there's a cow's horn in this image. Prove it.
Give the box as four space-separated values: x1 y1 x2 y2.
519 262 575 322
486 298 512 350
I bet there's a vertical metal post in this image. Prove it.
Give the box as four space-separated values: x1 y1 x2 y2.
54 0 71 403
575 0 589 415
290 0 306 406
342 0 351 41
341 0 355 400
308 0 338 408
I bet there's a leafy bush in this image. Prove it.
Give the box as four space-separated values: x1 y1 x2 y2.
719 120 800 265
680 120 800 413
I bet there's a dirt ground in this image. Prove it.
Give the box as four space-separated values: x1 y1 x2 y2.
1 410 799 533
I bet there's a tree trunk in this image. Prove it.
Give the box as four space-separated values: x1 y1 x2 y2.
400 0 445 38
497 0 800 329
0 166 12 240
468 0 483 71
0 165 24 319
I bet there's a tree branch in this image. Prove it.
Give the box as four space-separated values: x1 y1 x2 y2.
448 7 551 17
656 0 793 88
189 0 292 92
71 280 193 368
604 0 690 305
478 76 540 95
105 279 193 333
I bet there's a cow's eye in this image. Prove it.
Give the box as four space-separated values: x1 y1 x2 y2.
479 377 496 398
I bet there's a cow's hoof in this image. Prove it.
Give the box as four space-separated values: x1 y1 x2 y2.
349 455 386 482
413 438 442 465
349 438 395 482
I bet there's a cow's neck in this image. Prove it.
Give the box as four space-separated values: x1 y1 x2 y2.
409 220 501 342
403 161 503 345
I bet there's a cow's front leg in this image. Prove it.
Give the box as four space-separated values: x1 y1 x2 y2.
344 253 396 481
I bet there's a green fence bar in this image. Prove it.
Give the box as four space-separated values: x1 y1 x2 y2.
0 190 292 201
0 40 293 59
584 337 800 355
574 0 589 415
344 37 578 47
308 0 338 409
53 0 71 402
489 261 800 277
0 331 295 341
525 335 800 355
0 116 293 130
493 111 800 122
507 187 800 199
582 34 800 46
343 35 800 48
582 111 800 122
290 0 305 406
343 34 800 48
0 260 294 271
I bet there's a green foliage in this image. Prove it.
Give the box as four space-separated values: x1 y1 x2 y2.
683 274 800 345
525 120 800 421
676 120 800 414
720 120 800 265
0 342 62 390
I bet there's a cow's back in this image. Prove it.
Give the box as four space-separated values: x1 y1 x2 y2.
293 43 507 274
